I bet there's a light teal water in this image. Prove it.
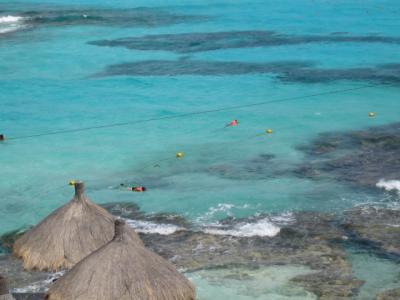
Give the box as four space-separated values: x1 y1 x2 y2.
347 246 400 300
1 0 400 298
188 266 317 300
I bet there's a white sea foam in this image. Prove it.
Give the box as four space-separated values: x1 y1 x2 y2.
196 203 252 224
376 179 400 194
0 15 23 23
12 271 64 293
125 210 294 237
270 212 295 225
0 15 26 34
126 219 184 235
0 27 19 34
203 217 281 237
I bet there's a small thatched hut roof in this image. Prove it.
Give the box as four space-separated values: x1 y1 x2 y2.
0 276 15 300
46 219 195 300
13 182 121 272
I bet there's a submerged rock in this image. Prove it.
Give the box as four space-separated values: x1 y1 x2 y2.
0 255 50 292
206 154 278 180
22 8 201 28
13 294 45 300
376 288 400 300
296 123 400 189
100 202 191 228
189 265 317 299
0 229 25 253
342 206 400 257
88 30 400 54
291 271 362 300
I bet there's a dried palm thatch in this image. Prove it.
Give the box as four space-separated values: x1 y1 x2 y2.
0 276 15 300
46 219 196 300
13 182 124 272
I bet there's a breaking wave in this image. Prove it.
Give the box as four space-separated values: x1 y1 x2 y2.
376 179 400 194
126 219 185 235
0 15 26 34
203 217 281 237
0 16 23 23
125 208 294 237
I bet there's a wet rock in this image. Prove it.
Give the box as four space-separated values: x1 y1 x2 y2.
375 288 400 300
0 230 26 253
100 202 191 228
296 123 400 189
145 213 190 228
342 206 400 256
0 255 49 292
140 212 361 299
13 294 44 300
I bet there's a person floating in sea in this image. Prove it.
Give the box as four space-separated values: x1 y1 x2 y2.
120 183 147 192
226 119 239 127
130 186 147 192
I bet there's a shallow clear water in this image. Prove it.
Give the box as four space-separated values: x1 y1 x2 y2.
188 266 317 300
1 0 400 298
347 246 400 300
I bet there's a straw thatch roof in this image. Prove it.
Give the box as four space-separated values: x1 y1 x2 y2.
13 182 122 272
46 219 195 300
0 276 15 300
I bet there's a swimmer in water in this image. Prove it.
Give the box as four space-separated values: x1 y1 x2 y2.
226 119 239 127
120 184 147 192
131 186 146 192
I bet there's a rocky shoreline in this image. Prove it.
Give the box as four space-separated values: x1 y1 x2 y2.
2 202 400 300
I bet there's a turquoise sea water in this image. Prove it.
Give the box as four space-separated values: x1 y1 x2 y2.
1 0 400 298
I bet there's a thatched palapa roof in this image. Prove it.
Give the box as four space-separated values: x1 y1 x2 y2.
13 182 119 272
46 219 195 300
0 276 15 300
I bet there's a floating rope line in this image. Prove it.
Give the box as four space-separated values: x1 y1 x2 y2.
5 83 388 141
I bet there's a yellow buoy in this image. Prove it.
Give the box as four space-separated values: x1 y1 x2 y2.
176 152 184 158
68 180 76 186
266 129 273 134
368 112 376 118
